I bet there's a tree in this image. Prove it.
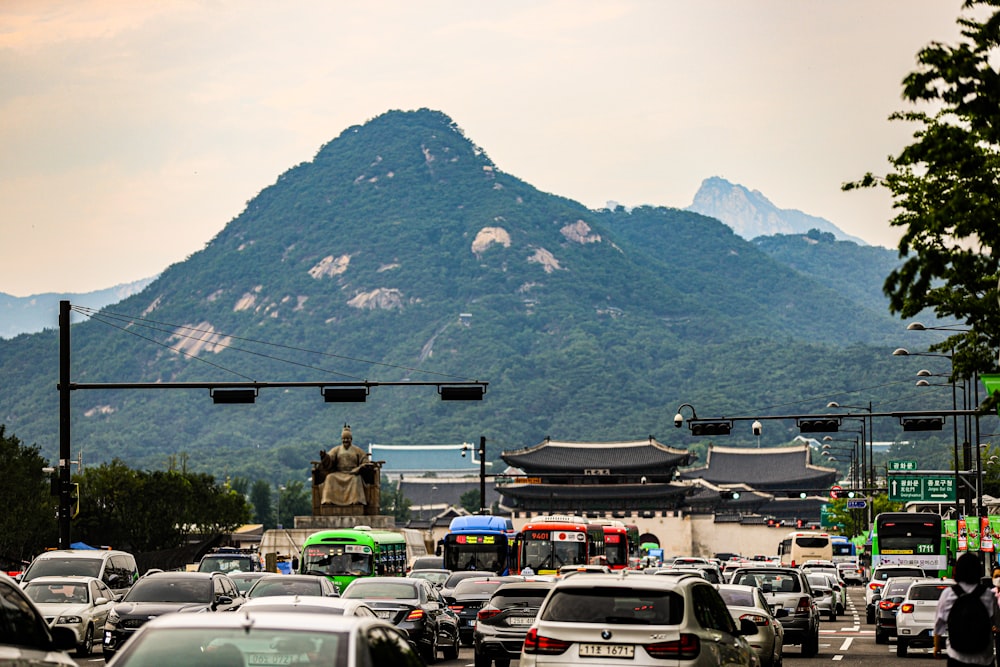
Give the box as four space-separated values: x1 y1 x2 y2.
844 1 1000 383
0 425 56 565
459 489 481 514
379 479 411 522
249 480 274 528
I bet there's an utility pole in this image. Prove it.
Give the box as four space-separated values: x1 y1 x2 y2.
58 300 72 549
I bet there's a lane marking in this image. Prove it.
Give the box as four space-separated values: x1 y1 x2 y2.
833 654 844 660
839 638 853 651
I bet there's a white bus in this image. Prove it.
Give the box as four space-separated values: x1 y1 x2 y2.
777 531 833 567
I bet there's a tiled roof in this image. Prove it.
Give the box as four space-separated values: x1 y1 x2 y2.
677 444 837 487
498 482 691 501
501 438 692 474
397 477 502 509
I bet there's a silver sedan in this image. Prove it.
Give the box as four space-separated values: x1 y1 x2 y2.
719 583 785 667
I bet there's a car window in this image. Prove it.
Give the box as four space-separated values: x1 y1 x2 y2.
0 582 52 649
910 584 949 601
718 588 755 607
491 587 551 607
540 586 683 624
343 583 418 600
875 568 923 580
693 585 737 633
366 626 422 667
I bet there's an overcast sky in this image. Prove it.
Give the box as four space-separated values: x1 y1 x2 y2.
0 1 968 297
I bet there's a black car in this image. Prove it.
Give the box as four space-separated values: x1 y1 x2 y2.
446 577 519 646
245 573 340 598
874 577 920 644
474 580 555 667
342 576 460 663
101 571 244 660
440 570 497 601
729 566 821 656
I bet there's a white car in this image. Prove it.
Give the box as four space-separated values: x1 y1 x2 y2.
718 583 785 667
240 594 378 617
103 610 422 666
865 565 926 623
520 571 758 667
895 579 952 657
22 575 116 657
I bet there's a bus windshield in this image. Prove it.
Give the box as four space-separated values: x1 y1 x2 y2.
301 545 372 576
521 530 587 571
442 534 507 572
604 533 629 567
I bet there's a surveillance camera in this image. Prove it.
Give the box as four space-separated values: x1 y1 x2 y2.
673 413 684 428
752 420 762 437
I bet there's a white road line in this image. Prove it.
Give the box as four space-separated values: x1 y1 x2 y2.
833 654 844 660
839 638 853 651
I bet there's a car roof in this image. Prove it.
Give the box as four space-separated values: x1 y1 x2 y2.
549 572 693 590
139 571 217 580
134 610 391 633
242 596 368 610
22 575 103 584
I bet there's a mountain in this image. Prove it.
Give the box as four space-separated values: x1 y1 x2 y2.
0 277 157 340
0 109 958 485
687 176 868 245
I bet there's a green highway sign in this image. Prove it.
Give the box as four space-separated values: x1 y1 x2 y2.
888 475 955 502
888 460 918 472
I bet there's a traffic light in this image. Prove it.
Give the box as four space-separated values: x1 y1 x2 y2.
796 519 804 528
689 420 732 437
719 490 741 500
900 417 945 431
796 418 841 433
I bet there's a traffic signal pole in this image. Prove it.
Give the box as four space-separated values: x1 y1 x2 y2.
58 300 72 549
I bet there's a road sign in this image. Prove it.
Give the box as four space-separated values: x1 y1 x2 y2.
847 499 867 509
888 475 956 502
830 485 842 499
889 460 918 472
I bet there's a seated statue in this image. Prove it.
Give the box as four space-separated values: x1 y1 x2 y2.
313 424 369 506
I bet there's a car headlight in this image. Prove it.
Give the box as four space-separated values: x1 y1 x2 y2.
57 615 82 624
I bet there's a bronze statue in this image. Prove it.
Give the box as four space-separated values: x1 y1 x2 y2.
314 424 369 506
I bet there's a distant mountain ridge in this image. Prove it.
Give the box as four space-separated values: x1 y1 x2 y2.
0 277 157 339
686 176 868 245
0 109 944 484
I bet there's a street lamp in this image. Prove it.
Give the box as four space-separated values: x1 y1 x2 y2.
827 402 872 495
276 484 285 529
896 347 967 518
822 436 860 489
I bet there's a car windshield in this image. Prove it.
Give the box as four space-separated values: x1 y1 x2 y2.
409 571 449 585
875 568 923 580
718 589 755 607
118 626 348 666
910 584 949 601
453 579 505 597
23 558 102 581
125 578 211 603
198 557 254 574
24 582 90 604
491 588 551 608
540 587 683 624
249 580 321 598
732 572 801 592
343 583 417 600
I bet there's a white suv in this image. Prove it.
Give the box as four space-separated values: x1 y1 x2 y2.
520 572 757 667
895 579 953 657
865 565 926 624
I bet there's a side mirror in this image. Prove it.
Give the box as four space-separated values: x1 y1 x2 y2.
94 597 109 606
762 582 773 593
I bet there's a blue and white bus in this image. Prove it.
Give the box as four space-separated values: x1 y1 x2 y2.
830 535 857 563
441 515 515 573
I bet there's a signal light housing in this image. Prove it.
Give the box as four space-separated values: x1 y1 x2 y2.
900 416 945 431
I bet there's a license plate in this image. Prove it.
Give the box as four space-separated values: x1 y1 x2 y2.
507 617 535 626
467 619 476 626
375 610 393 619
247 653 295 665
580 643 635 658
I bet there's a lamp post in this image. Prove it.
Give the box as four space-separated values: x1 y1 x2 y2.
821 436 860 489
895 347 967 518
276 484 285 530
826 402 872 492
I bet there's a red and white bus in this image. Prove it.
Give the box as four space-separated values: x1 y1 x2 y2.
515 515 605 575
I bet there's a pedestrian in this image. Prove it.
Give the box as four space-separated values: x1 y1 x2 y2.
934 552 1000 665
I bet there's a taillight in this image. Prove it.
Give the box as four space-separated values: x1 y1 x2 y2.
740 613 770 627
477 607 500 621
644 634 700 660
523 627 571 655
405 609 425 621
879 600 899 611
448 605 464 612
900 603 915 614
795 596 811 613
869 582 884 592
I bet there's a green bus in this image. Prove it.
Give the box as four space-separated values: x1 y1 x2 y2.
298 527 407 593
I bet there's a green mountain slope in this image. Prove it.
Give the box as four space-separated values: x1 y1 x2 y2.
0 109 963 483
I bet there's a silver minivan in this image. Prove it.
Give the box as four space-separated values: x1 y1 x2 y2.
19 549 138 601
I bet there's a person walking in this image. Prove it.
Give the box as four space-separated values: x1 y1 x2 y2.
934 552 1000 665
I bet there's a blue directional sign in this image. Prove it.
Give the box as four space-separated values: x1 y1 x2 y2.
847 499 867 509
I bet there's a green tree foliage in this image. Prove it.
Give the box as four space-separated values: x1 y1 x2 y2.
73 459 251 551
379 479 411 522
459 489 481 514
845 1 1000 381
0 426 56 564
826 494 902 538
249 480 274 527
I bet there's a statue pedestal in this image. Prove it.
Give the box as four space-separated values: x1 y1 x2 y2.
294 515 395 530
